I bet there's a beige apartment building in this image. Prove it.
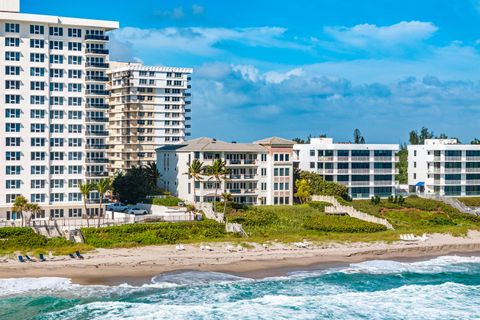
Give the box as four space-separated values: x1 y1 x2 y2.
107 62 192 173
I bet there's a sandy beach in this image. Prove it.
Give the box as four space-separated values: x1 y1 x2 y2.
1 231 480 285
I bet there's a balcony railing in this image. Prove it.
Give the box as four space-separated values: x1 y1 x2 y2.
351 156 370 161
445 168 462 173
337 157 349 162
444 180 462 185
466 180 480 185
318 156 334 161
374 180 393 186
466 168 480 172
351 169 370 174
86 48 109 54
86 130 109 136
86 89 109 95
337 169 349 174
86 62 109 68
85 144 108 149
351 181 370 186
86 103 109 109
86 76 109 82
86 172 109 177
86 117 109 122
85 34 109 41
374 156 393 161
445 156 462 161
86 158 109 163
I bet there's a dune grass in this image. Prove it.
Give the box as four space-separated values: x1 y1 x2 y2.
457 197 480 207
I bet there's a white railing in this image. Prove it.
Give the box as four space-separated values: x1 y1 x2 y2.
312 195 394 230
197 202 224 223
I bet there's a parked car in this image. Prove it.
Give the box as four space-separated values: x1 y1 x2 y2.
125 207 149 215
106 203 129 212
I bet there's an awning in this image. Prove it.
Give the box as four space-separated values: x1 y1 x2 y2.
415 182 425 187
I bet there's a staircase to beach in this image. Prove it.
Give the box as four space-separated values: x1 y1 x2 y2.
419 194 480 216
312 195 395 230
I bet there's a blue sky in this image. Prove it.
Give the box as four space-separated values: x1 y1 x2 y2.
24 0 480 143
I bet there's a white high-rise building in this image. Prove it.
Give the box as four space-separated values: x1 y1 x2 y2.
107 62 192 173
156 137 295 205
408 139 480 196
0 0 119 220
293 138 400 198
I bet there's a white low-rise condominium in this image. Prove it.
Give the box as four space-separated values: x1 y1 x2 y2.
156 137 295 205
293 138 400 198
0 0 118 220
107 62 192 173
408 139 480 196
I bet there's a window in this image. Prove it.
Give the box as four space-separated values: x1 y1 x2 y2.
50 69 64 78
68 28 82 37
50 166 64 175
30 39 44 48
30 109 45 119
30 53 45 62
5 66 20 75
6 166 21 175
68 208 82 217
51 152 64 161
49 55 64 64
31 166 46 175
68 179 81 188
5 23 20 33
6 180 21 189
68 193 82 202
31 194 46 203
5 109 20 118
50 124 64 133
31 180 46 189
51 180 64 188
6 123 21 132
6 137 21 147
49 41 64 50
68 83 82 92
5 80 20 89
68 97 82 106
30 25 44 34
30 67 45 77
30 96 45 105
68 111 82 120
50 97 64 105
30 123 45 133
50 138 64 147
50 208 64 217
68 42 82 51
6 194 21 204
68 152 82 160
50 82 64 92
31 152 45 160
68 125 82 133
68 138 82 147
30 81 45 90
68 70 82 79
5 51 20 61
30 138 46 147
68 166 82 174
50 110 64 119
5 37 20 47
6 152 21 161
49 26 63 36
68 56 82 65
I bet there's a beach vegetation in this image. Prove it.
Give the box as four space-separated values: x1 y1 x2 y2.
457 197 480 207
112 164 162 204
144 195 184 207
296 171 349 199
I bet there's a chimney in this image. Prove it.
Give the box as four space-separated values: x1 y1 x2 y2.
0 0 20 12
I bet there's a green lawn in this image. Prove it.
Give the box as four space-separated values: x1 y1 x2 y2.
457 197 480 207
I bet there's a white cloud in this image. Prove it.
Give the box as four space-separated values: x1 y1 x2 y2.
154 7 184 19
325 21 438 48
110 26 307 58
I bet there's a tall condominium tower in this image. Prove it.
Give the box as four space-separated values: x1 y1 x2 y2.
107 62 192 173
0 0 119 220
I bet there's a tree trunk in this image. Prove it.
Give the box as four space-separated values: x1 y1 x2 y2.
213 180 218 213
193 178 196 203
98 197 102 228
84 200 89 228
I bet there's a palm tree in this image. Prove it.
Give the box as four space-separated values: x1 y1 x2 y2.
205 159 229 212
221 192 233 215
185 159 205 203
11 196 42 227
144 162 161 189
95 178 111 227
79 181 94 227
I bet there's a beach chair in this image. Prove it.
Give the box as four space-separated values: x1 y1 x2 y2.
226 245 236 252
18 256 25 263
39 253 46 262
204 245 213 251
68 253 76 259
75 251 84 259
26 255 34 262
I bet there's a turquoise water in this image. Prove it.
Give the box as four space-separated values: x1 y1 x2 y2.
0 255 479 319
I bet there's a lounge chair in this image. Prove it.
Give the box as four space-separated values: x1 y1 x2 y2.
75 251 84 259
175 244 185 251
18 256 25 263
26 255 34 262
226 245 236 252
39 254 46 262
68 253 76 259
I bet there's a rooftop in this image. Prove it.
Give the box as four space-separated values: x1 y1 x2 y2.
108 62 193 74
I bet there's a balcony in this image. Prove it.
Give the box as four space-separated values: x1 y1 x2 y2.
466 180 480 185
466 167 480 173
86 117 109 122
351 156 370 161
337 169 349 174
337 156 349 162
86 75 109 82
227 159 257 166
466 157 480 161
86 158 109 163
374 169 394 174
351 181 370 186
86 172 109 177
229 174 257 180
374 156 393 162
318 156 334 161
86 62 109 68
351 169 370 174
445 156 462 161
86 103 109 109
86 89 109 95
85 34 109 41
373 180 394 186
86 130 109 136
85 144 108 150
185 109 191 113
444 180 462 185
317 169 334 174
444 168 462 173
86 48 109 54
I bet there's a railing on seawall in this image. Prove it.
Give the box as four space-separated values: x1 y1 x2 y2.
226 222 247 237
312 195 394 230
197 202 225 223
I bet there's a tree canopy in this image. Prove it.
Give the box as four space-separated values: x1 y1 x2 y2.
296 170 349 199
112 164 161 204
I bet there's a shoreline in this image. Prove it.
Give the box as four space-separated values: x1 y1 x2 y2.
2 231 480 285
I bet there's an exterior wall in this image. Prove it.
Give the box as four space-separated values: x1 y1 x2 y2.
0 8 118 219
156 141 294 206
408 139 480 196
107 63 192 173
293 138 399 198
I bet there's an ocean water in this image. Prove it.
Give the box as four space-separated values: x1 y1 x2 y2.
0 255 480 319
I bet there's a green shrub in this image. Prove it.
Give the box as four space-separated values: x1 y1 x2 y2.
457 197 480 207
304 215 387 233
307 201 330 212
148 196 183 207
81 220 226 248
